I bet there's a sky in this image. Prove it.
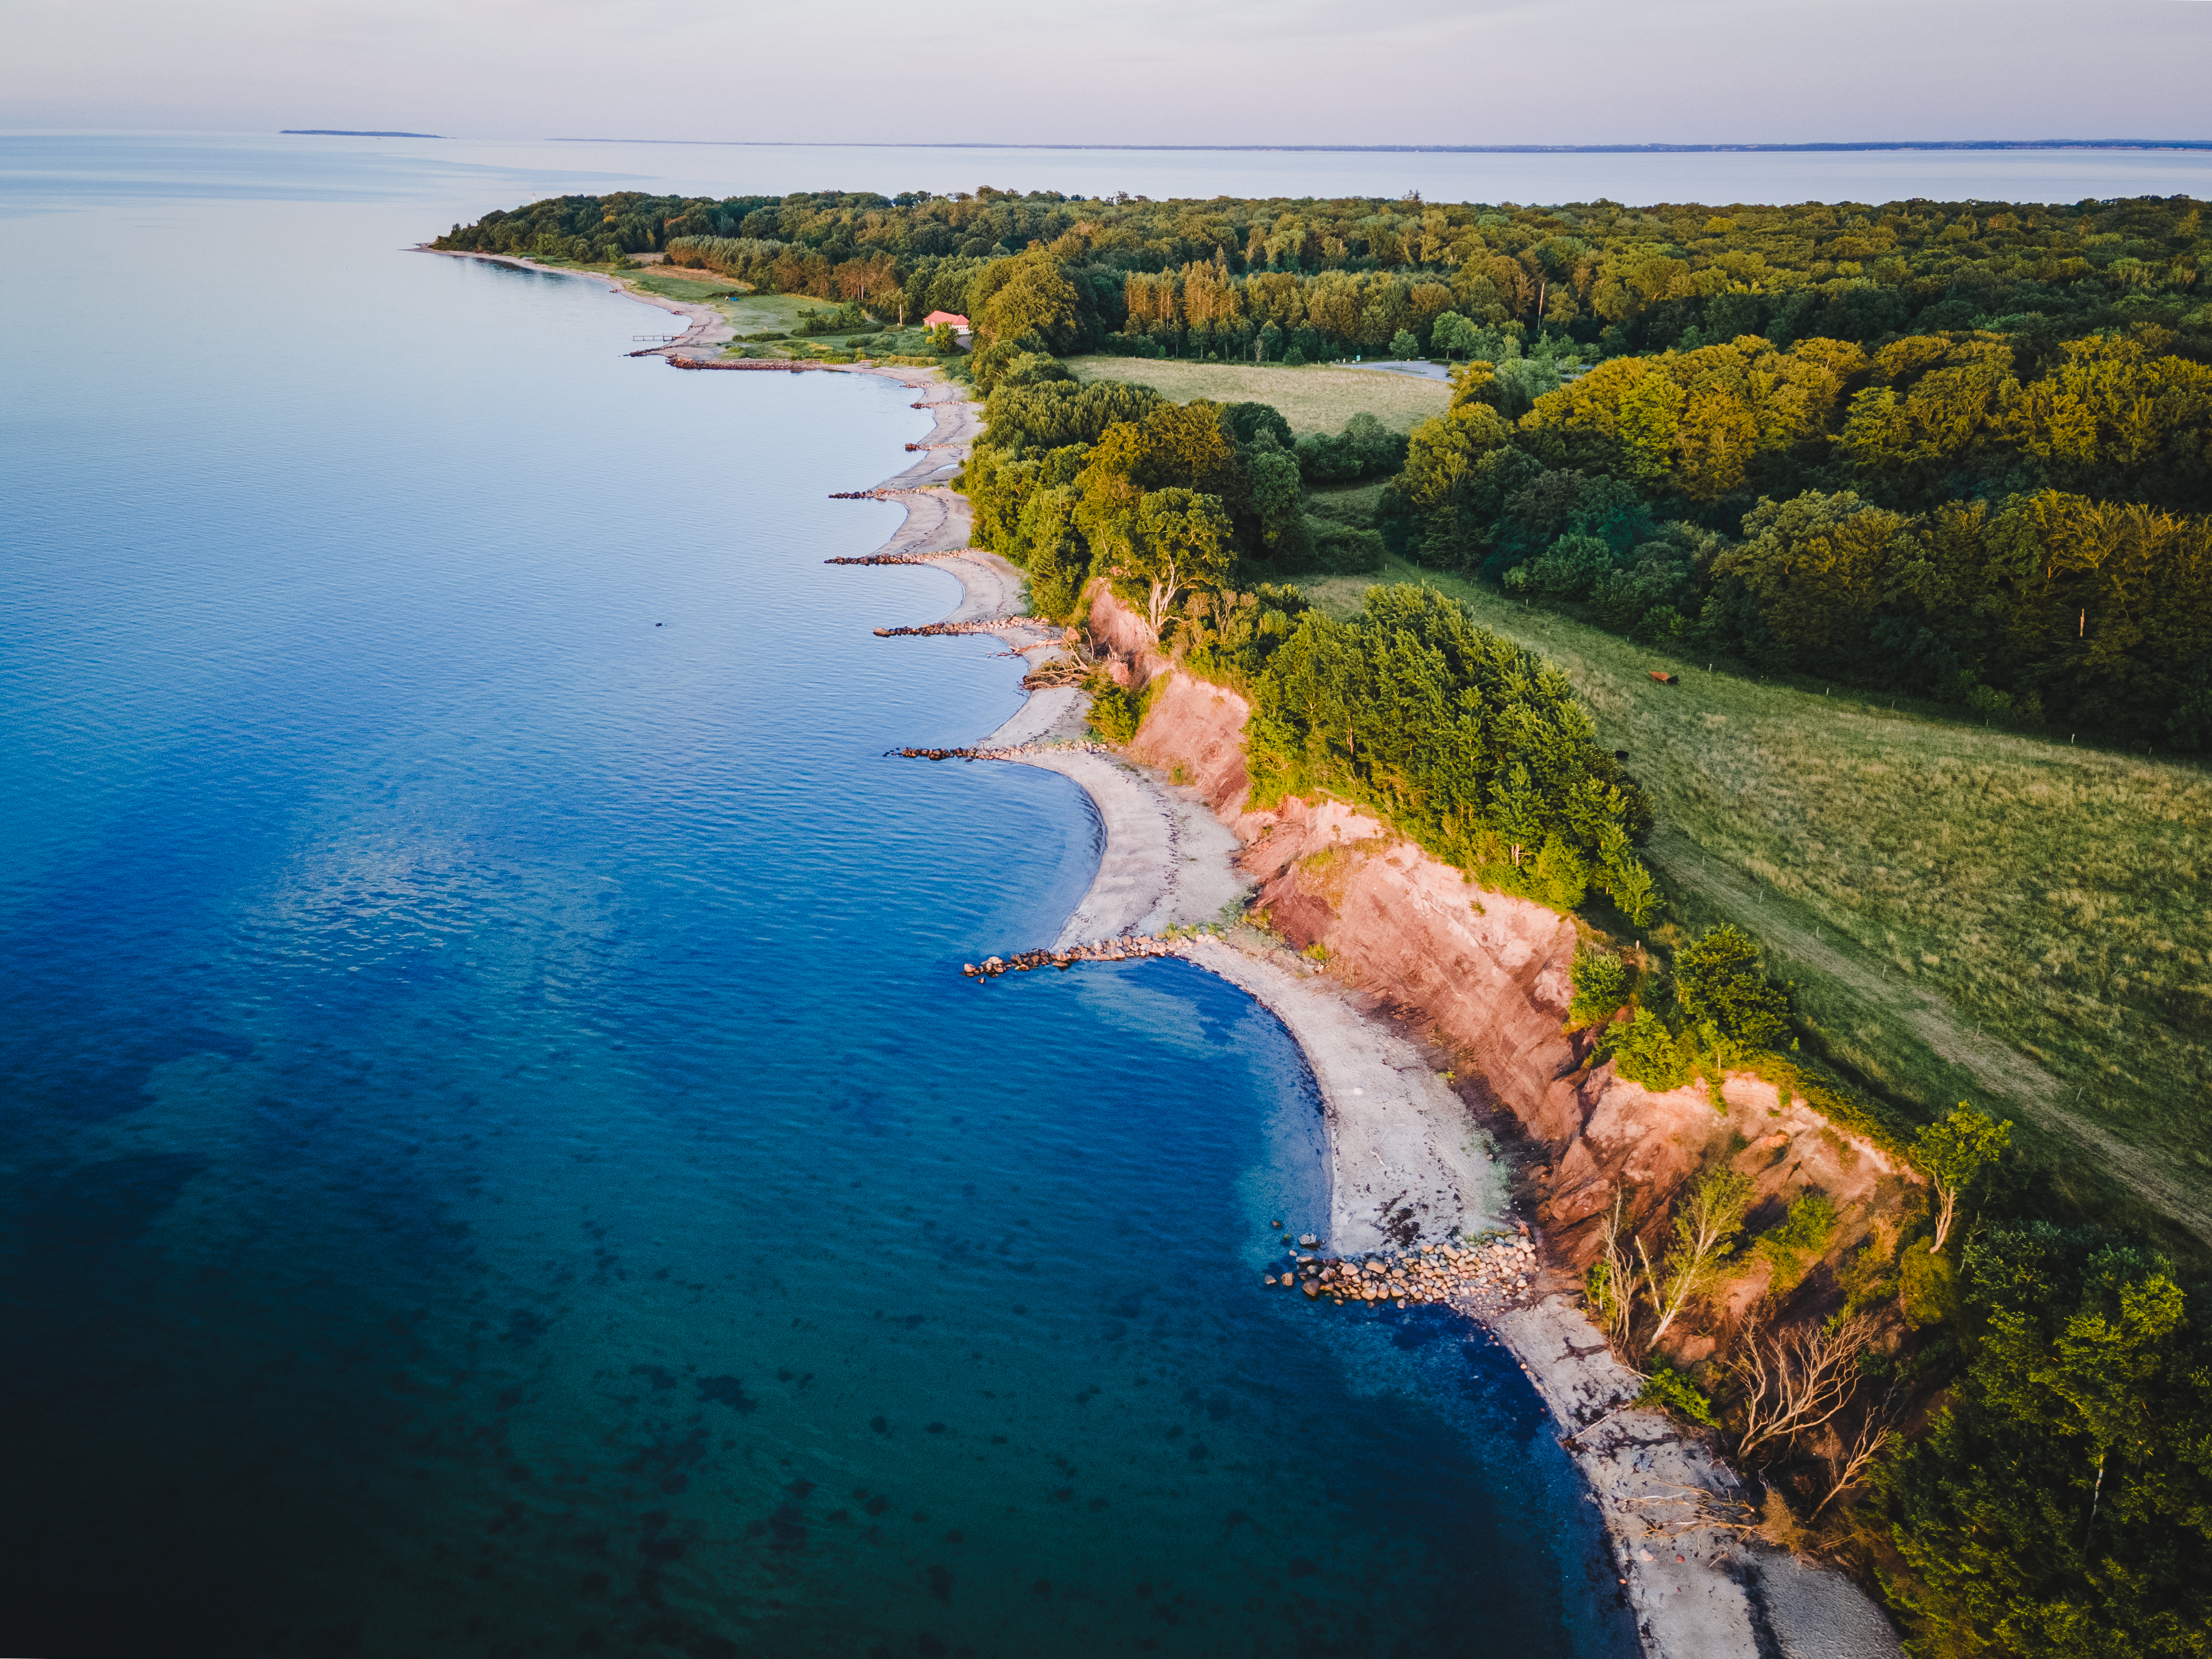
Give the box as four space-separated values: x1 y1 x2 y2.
7 0 2211 146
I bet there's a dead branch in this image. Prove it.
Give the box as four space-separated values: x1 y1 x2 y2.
1732 1312 1883 1461
1813 1385 1905 1518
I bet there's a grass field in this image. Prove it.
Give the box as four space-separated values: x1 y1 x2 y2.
1304 557 2212 1249
626 268 743 304
717 291 825 335
1063 357 1451 434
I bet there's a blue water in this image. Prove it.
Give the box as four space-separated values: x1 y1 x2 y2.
0 138 1647 1658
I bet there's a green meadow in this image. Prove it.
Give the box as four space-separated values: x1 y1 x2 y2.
1305 555 2212 1249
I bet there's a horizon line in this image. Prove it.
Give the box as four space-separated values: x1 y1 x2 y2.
528 137 2212 155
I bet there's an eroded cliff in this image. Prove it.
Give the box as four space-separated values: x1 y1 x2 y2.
1090 586 1917 1361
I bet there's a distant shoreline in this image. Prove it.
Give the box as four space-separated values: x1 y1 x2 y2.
540 136 2212 154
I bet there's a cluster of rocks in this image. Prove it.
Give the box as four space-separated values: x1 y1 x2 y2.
1263 1233 1541 1308
963 934 1179 979
824 553 940 566
894 741 1105 763
872 618 1051 637
666 357 822 373
829 489 883 500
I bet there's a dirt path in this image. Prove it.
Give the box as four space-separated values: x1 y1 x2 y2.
1646 830 2212 1243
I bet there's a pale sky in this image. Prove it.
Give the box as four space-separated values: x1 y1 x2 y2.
8 0 2211 146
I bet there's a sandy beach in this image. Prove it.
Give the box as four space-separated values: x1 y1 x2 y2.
734 345 1897 1659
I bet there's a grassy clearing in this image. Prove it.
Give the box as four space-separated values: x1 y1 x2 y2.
718 292 826 336
1063 357 1450 435
626 268 742 303
1304 556 2212 1248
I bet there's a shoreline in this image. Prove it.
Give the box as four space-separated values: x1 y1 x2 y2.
611 313 1897 1657
419 247 735 357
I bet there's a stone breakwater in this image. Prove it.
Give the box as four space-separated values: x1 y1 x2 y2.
826 553 941 566
664 356 827 372
873 619 1052 637
1267 1233 1543 1313
960 933 1180 979
897 742 1107 763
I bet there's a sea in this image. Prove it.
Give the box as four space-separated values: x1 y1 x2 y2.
4 132 2201 1659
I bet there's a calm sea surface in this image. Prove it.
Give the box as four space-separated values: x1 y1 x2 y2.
0 137 1641 1657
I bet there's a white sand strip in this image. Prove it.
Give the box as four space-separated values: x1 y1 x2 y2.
1177 937 1506 1252
1000 752 1248 946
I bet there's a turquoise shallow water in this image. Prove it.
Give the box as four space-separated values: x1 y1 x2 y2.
0 138 1632 1658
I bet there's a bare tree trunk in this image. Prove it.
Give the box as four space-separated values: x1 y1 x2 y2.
1734 1313 1882 1460
1931 1184 1960 1253
1647 1173 1750 1348
1592 1192 1636 1344
1814 1387 1901 1518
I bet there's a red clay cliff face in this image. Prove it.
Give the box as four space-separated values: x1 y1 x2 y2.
1106 590 1916 1338
1086 583 1167 688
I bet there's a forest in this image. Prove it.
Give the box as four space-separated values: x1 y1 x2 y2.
1388 333 2212 742
434 188 2212 362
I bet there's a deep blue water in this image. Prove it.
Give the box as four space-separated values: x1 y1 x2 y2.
0 139 1632 1658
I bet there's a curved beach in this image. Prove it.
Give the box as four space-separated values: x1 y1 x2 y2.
839 362 1899 1659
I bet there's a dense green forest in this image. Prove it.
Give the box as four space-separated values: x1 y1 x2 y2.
1389 333 2212 741
434 188 2212 361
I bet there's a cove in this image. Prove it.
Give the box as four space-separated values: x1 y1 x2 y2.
0 140 1627 1658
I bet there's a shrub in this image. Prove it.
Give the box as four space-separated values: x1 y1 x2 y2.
1506 532 1618 600
1569 947 1631 1027
1676 925 1792 1051
1086 678 1143 745
1639 1364 1716 1426
1605 1008 1696 1090
794 301 871 336
1755 1191 1839 1293
1307 517 1385 575
1897 1238 1957 1328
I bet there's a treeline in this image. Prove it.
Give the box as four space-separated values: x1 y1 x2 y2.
434 189 2212 359
1391 333 2212 741
1100 585 1661 918
959 335 1383 600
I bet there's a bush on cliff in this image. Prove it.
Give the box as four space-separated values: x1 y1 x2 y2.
1234 584 1659 921
1567 947 1631 1027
